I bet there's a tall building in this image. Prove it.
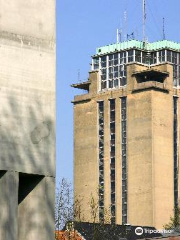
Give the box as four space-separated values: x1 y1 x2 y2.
72 40 180 229
0 1 56 240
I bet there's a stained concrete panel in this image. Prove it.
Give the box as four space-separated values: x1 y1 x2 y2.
0 171 19 240
0 43 55 177
0 0 55 40
128 91 153 226
74 99 99 222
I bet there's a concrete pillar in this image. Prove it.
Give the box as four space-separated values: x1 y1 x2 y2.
18 175 55 240
0 171 19 240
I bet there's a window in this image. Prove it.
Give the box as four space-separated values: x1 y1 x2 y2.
93 57 99 70
167 50 172 62
159 50 165 62
120 52 126 64
128 50 134 62
172 52 178 64
109 55 113 67
135 50 141 62
114 53 118 65
101 56 107 68
151 52 157 64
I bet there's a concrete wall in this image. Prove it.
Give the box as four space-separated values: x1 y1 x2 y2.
152 91 174 228
74 99 99 222
0 171 19 240
128 91 153 226
0 0 56 239
0 43 55 176
18 175 55 240
0 0 55 40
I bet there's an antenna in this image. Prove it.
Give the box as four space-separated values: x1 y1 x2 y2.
127 32 135 41
78 69 81 82
163 17 166 40
117 28 122 43
143 0 146 42
117 29 119 43
124 10 127 41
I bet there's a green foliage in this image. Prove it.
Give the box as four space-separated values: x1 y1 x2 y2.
164 207 180 229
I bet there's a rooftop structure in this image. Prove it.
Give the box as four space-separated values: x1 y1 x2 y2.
91 40 180 91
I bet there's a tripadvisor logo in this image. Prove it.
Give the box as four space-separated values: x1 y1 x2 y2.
135 227 143 235
135 227 173 235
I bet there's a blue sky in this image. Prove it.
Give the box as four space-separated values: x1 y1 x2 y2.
57 0 180 184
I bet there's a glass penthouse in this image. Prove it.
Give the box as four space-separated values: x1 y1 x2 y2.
92 40 180 90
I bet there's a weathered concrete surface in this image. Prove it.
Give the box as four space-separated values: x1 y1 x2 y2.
0 43 55 176
0 171 19 240
18 176 55 240
0 0 55 40
0 0 56 239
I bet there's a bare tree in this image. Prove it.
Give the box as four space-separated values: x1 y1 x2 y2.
55 180 129 240
55 178 73 231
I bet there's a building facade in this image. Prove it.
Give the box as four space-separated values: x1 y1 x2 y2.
0 1 56 240
72 40 180 229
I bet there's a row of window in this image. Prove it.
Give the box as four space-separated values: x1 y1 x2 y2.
93 49 180 90
173 97 178 209
98 96 178 223
93 50 180 70
98 99 128 224
98 101 104 221
121 97 127 224
110 99 116 223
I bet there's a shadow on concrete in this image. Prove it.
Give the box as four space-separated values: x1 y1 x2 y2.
0 94 55 240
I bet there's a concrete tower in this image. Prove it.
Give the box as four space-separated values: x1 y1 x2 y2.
0 1 56 240
72 40 180 229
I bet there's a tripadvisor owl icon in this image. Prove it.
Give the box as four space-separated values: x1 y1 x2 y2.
135 227 143 235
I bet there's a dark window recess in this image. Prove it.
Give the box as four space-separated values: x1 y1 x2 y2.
111 158 115 164
111 134 115 140
173 97 179 211
110 99 116 223
111 139 115 146
110 98 116 223
110 111 115 122
99 141 103 148
98 101 105 221
120 77 127 86
101 81 107 89
136 71 166 83
121 97 127 224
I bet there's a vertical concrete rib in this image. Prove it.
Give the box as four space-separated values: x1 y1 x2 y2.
0 171 19 240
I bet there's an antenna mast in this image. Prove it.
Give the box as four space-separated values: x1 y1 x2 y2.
124 10 127 41
163 17 166 40
123 0 127 41
117 28 122 43
143 0 146 42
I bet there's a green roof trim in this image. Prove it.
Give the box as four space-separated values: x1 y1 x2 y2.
95 40 180 56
